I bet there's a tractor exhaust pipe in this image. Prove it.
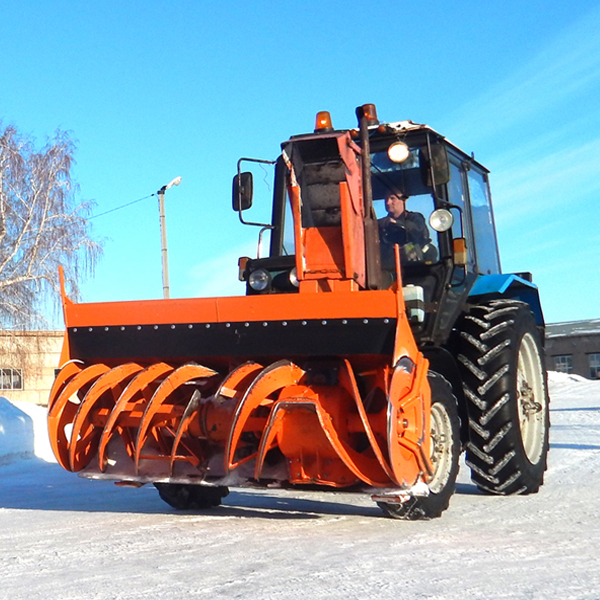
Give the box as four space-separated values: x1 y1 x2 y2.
356 104 382 290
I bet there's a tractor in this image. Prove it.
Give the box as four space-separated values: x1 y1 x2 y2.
48 104 549 519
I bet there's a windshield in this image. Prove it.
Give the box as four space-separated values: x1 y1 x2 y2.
371 148 439 268
279 145 441 267
371 148 433 198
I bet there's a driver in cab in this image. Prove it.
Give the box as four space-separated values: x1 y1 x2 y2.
378 191 437 265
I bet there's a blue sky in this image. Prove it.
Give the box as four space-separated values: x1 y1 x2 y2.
1 1 599 325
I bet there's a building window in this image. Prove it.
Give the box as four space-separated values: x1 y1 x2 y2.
553 355 573 374
590 354 600 380
0 368 23 390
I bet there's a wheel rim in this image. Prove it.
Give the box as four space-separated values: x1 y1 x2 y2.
428 402 453 494
516 332 546 464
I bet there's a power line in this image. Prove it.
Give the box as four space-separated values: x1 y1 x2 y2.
89 193 155 220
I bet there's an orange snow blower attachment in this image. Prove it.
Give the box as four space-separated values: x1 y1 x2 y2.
49 248 432 490
48 105 442 515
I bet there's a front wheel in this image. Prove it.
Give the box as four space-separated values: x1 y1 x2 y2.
454 300 549 494
378 372 461 519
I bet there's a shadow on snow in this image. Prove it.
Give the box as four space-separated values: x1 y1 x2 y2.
0 457 483 517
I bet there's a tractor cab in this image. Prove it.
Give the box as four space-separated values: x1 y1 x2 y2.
234 104 501 345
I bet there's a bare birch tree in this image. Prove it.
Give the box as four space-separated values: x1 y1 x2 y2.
0 123 101 328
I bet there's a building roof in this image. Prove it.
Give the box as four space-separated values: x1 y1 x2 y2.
546 319 600 338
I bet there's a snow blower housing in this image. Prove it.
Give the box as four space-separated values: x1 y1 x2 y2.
49 104 549 519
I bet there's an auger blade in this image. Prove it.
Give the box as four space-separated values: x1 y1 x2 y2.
48 360 83 411
98 362 174 472
134 363 218 473
310 400 390 487
48 363 110 471
254 385 391 487
337 359 397 483
215 361 264 403
225 359 306 472
68 363 144 471
169 389 203 476
254 406 287 479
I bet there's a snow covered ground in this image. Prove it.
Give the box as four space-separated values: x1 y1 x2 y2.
0 372 599 600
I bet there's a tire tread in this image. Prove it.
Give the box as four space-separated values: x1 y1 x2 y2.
453 299 549 495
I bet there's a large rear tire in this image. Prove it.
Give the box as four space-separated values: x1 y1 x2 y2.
378 372 460 519
154 483 229 510
454 299 549 494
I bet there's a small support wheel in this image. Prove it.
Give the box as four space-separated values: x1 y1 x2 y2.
378 372 460 519
154 483 229 510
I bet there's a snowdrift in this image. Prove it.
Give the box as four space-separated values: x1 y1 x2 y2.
0 397 55 463
0 397 34 463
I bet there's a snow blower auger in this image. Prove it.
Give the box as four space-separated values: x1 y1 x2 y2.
49 104 549 519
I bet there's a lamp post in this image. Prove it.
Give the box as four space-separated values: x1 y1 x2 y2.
157 176 181 299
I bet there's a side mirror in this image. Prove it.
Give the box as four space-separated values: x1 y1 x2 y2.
232 172 253 211
420 143 450 186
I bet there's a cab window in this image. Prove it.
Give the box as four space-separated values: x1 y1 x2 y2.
447 159 475 268
467 168 500 274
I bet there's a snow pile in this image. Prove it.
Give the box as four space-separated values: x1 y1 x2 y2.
547 370 600 408
547 370 589 384
0 397 55 463
0 397 34 463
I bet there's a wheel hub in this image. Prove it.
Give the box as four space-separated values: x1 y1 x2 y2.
428 403 453 494
516 332 547 464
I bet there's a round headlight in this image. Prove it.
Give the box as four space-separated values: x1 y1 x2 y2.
387 141 410 163
289 267 299 288
429 209 454 232
248 268 271 291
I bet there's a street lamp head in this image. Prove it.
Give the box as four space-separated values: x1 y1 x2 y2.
165 176 182 190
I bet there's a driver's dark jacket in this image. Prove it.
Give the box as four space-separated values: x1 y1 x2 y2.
378 211 435 267
379 212 431 247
